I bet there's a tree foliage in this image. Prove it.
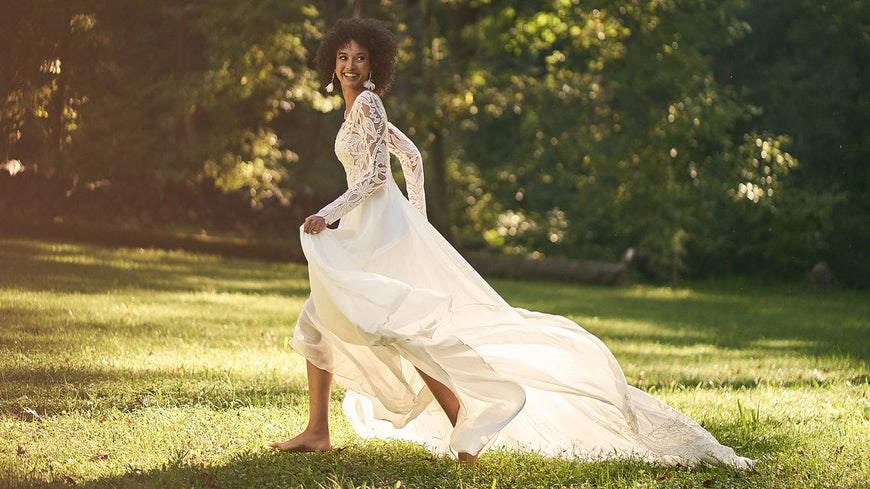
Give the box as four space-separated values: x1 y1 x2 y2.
2 0 867 285
436 1 800 283
2 0 325 200
719 0 870 285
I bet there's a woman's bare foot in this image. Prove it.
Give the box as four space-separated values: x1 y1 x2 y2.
267 429 331 452
458 452 478 464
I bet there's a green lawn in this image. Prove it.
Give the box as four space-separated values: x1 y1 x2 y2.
1 238 868 488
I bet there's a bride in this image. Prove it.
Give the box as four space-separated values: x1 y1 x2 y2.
269 17 752 468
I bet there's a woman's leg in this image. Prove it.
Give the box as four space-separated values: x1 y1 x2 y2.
268 360 333 452
415 368 477 463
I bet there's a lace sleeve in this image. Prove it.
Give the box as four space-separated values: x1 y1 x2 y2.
387 123 426 218
316 92 390 225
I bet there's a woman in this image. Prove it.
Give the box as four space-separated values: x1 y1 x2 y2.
269 18 752 468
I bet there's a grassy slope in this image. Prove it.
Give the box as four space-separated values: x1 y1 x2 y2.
0 238 868 488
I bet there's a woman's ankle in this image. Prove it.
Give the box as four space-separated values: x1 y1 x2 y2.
302 425 330 438
458 452 477 463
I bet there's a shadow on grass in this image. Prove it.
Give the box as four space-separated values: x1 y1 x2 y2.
0 239 310 419
0 239 310 296
5 238 868 364
1 300 293 349
4 438 774 489
493 279 870 363
632 374 865 392
0 301 306 413
0 362 309 416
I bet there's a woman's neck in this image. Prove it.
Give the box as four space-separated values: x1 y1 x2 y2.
343 88 364 118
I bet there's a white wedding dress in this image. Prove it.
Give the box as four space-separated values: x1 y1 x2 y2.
291 90 752 467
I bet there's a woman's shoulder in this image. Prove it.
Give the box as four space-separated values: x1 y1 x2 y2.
352 90 387 120
356 90 384 110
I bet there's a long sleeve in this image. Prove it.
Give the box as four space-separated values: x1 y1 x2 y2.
316 92 390 225
387 123 426 218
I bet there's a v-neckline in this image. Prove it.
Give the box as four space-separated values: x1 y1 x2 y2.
343 91 368 121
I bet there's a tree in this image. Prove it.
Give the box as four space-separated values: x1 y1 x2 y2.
0 0 90 169
7 0 864 286
428 0 797 282
720 0 870 285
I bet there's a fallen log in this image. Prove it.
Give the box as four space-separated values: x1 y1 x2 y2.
464 252 628 286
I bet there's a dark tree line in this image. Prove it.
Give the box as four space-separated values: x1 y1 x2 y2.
1 1 867 286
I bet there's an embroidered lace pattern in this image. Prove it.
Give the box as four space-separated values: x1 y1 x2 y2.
316 91 426 224
387 122 426 217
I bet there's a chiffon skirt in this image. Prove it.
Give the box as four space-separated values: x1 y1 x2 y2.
291 178 752 467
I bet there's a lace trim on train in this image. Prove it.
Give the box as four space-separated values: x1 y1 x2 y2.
627 392 742 464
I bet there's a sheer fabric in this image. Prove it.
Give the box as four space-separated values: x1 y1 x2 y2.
292 90 752 467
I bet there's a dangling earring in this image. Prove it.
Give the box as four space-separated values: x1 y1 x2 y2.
363 73 376 91
325 73 336 93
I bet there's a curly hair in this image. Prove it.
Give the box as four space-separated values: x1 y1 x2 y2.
314 18 397 97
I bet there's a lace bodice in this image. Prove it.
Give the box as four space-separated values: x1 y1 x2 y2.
316 91 426 225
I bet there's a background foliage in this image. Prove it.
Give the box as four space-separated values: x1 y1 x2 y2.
2 0 867 285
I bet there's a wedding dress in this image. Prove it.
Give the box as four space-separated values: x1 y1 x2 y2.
291 90 752 467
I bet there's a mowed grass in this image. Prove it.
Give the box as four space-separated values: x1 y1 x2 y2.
1 238 868 489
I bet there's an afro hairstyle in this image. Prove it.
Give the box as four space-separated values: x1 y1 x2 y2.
314 18 397 97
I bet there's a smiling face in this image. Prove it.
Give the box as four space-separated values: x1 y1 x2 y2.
334 39 371 94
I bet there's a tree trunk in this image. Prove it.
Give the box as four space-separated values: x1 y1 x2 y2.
351 0 363 18
49 0 71 170
318 0 349 24
175 2 195 164
419 0 454 242
428 124 453 240
294 109 322 193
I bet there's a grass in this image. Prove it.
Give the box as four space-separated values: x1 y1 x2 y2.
1 237 868 488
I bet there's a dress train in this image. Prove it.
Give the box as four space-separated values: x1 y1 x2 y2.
290 90 752 467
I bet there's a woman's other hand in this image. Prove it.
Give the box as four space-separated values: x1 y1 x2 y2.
303 215 327 234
